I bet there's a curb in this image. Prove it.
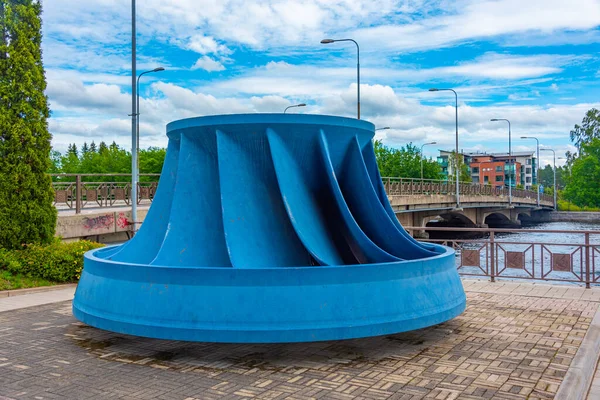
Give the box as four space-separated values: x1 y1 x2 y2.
0 283 77 298
556 303 600 400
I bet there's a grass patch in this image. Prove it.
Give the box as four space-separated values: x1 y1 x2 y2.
0 270 57 291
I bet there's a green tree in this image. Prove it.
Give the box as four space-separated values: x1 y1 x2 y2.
81 141 89 154
538 164 566 190
67 143 78 158
98 141 108 154
570 108 600 154
564 138 600 208
0 0 56 249
373 140 442 179
448 151 471 183
89 141 97 153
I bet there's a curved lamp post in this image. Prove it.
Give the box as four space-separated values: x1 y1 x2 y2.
375 127 390 131
491 118 512 206
429 88 459 209
321 38 360 119
420 141 437 181
284 103 306 113
132 67 164 234
521 136 540 207
541 148 557 210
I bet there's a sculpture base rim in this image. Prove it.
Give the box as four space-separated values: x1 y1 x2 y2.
73 244 466 343
73 300 465 344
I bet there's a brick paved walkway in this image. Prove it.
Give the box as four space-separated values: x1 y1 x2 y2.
0 281 598 400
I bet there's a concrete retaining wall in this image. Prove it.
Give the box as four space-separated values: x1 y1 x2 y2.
547 211 600 223
56 209 148 242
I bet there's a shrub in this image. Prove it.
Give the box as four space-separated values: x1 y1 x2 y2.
0 239 103 282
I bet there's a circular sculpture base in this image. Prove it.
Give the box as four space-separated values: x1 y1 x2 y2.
74 244 465 343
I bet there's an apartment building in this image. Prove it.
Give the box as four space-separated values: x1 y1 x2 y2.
437 150 537 190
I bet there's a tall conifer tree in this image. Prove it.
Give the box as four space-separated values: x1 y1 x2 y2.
0 0 56 249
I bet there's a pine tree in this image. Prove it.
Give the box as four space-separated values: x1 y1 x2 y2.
67 143 78 157
89 141 97 153
98 141 108 154
0 0 56 249
81 141 89 154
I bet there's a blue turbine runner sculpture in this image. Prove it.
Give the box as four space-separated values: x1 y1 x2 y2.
73 114 466 343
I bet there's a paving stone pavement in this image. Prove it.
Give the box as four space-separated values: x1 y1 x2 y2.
1 282 598 400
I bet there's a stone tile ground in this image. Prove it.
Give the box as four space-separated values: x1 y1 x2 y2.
0 287 597 400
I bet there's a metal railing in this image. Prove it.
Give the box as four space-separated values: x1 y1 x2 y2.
406 226 599 288
51 174 553 214
51 174 160 214
382 177 553 204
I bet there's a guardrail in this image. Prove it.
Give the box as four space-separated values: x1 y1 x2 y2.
51 173 160 214
383 177 553 204
51 174 554 214
406 226 599 288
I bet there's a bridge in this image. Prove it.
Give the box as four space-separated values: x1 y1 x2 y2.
383 177 554 232
51 174 554 241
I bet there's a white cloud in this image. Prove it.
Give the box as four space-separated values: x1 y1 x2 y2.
191 56 226 72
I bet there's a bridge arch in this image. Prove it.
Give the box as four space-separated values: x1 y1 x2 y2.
484 212 520 228
425 212 476 228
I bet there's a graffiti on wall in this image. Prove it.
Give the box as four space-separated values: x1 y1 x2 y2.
83 214 114 230
117 212 129 229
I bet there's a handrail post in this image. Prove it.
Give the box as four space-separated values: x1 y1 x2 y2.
75 174 81 214
585 233 591 289
490 231 495 283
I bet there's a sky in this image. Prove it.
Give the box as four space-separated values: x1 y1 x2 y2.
42 0 600 167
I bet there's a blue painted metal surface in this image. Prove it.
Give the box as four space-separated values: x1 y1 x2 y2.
73 114 466 343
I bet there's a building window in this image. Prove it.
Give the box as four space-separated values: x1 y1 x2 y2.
472 167 479 173
495 166 502 172
495 175 503 182
526 177 532 183
526 158 532 165
526 167 532 174
484 176 489 183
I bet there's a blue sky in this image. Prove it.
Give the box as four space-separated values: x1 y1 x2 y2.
42 0 600 166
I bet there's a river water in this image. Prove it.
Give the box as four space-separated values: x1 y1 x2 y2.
497 220 600 245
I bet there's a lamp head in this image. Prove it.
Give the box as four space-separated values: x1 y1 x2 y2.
153 67 165 72
297 103 306 107
428 88 439 92
320 39 335 44
490 118 499 121
430 141 437 144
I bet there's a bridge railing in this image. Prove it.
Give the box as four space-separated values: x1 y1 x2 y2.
382 177 553 204
51 173 160 214
405 226 600 288
51 174 554 214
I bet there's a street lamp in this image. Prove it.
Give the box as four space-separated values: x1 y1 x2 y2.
284 103 306 113
429 88 460 208
132 66 164 235
131 0 137 235
420 141 437 180
491 118 512 206
375 127 390 131
321 38 360 119
541 148 557 210
520 136 540 207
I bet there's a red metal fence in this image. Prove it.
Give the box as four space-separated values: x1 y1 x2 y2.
406 226 599 288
